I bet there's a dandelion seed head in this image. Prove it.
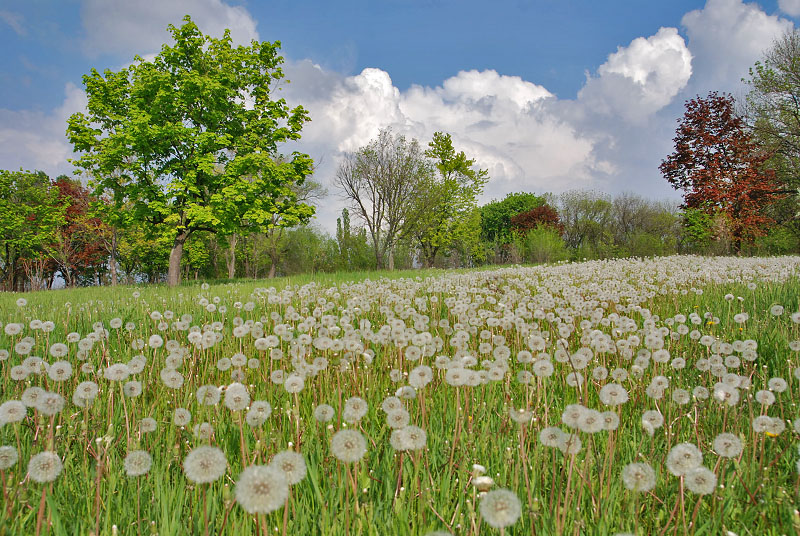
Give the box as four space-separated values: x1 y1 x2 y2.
479 488 521 529
28 451 62 483
235 465 289 514
184 446 227 484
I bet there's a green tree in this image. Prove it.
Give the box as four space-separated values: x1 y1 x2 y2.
409 132 488 267
334 128 434 270
480 192 546 248
67 16 314 287
0 170 65 291
745 30 800 244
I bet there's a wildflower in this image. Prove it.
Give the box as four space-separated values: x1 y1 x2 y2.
224 383 250 412
622 462 656 492
196 385 221 406
173 408 191 427
343 397 368 423
599 383 629 406
479 488 521 529
183 446 227 484
37 392 65 416
28 451 62 483
0 446 18 470
270 450 307 485
666 443 703 476
124 450 152 477
313 404 335 423
684 466 717 494
139 418 157 434
0 400 26 424
235 465 289 514
712 433 743 458
330 430 367 463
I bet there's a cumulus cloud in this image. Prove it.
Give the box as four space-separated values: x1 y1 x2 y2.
4 0 795 236
0 83 86 176
80 0 259 58
779 0 800 17
682 0 793 94
578 27 692 123
281 63 616 231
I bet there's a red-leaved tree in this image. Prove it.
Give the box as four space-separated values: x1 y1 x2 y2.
49 176 108 286
660 92 783 251
510 204 564 234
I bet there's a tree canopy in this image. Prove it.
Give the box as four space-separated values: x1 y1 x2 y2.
67 16 315 286
660 92 782 250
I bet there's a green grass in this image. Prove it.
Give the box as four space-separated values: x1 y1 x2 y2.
0 255 799 535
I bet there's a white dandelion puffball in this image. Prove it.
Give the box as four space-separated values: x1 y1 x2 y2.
666 443 703 476
313 404 335 422
139 418 157 434
28 451 63 483
343 396 368 423
124 450 153 477
0 446 18 470
235 465 289 514
0 400 27 424
684 466 717 495
224 383 250 412
622 462 656 492
330 430 367 463
712 433 743 459
184 446 227 484
479 488 522 529
196 385 221 406
173 408 191 427
270 450 307 485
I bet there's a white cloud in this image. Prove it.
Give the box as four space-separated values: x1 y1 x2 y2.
0 10 25 36
0 83 86 177
80 0 259 58
578 27 692 123
6 0 794 237
682 0 793 94
779 0 800 17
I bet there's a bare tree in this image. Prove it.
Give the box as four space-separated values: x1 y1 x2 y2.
335 128 434 269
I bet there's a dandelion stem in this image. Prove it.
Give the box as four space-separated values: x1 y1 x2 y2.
34 485 47 536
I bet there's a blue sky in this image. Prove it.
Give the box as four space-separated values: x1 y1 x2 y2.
1 0 798 231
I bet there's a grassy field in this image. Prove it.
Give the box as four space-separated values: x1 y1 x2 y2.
1 255 800 535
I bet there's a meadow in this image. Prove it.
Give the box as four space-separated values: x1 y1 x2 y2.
1 255 799 535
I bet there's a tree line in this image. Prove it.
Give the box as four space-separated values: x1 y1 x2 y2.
1 17 799 291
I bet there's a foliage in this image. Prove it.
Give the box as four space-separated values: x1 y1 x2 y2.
334 128 435 269
67 16 314 286
411 132 488 267
509 225 569 264
48 177 108 287
660 92 784 250
0 170 64 291
335 209 375 272
480 192 546 244
557 190 613 251
510 203 563 234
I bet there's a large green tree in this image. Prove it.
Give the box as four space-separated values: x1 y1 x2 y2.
67 16 314 286
0 170 64 291
411 132 488 267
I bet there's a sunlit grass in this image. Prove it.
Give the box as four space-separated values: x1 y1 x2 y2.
1 255 799 535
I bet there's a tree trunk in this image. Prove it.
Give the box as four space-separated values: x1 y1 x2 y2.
109 230 118 286
167 231 189 287
226 233 237 279
388 247 395 271
268 261 276 279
